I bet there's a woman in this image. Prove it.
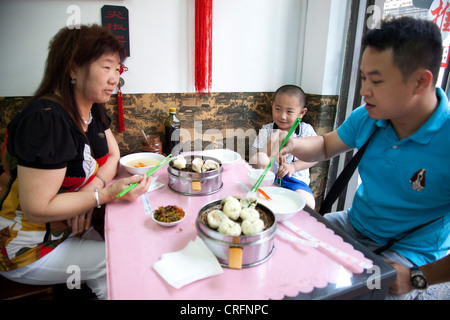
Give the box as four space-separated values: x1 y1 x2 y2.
0 25 151 299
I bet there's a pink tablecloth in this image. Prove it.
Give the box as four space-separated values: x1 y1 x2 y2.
105 160 372 300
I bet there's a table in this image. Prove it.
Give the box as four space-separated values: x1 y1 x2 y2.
105 159 396 300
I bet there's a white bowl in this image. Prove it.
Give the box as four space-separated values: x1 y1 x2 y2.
200 149 241 168
256 187 306 221
151 206 186 227
248 169 275 188
120 152 167 175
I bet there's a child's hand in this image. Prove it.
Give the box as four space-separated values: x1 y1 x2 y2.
277 163 295 179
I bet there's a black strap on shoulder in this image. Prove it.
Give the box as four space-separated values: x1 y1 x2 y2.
319 128 377 215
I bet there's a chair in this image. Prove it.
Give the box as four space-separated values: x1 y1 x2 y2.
0 274 54 300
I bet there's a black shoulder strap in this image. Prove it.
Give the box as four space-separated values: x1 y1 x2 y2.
373 216 442 254
319 128 377 215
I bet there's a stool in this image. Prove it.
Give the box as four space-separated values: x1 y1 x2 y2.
0 274 54 300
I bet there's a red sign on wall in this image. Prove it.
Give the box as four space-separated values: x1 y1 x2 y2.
442 46 449 68
102 5 130 57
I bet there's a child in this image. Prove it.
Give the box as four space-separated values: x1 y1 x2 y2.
250 85 317 209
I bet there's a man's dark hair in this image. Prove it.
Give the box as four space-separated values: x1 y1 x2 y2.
362 17 443 84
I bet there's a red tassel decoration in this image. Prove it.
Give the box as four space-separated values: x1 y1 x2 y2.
117 91 124 132
195 0 213 95
117 65 128 133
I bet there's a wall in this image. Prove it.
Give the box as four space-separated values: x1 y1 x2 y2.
0 0 349 96
300 0 350 95
0 0 311 96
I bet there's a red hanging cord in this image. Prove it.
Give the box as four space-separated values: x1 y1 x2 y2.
117 65 128 133
195 0 213 95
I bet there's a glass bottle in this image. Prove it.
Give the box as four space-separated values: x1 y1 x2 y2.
163 107 180 156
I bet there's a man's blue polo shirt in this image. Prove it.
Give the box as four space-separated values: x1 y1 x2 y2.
337 87 450 266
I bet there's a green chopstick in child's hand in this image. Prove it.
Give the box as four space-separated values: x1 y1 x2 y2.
251 118 301 192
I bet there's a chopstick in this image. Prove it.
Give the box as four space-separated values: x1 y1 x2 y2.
116 154 173 198
282 221 373 269
251 118 301 192
276 229 317 247
251 155 276 193
257 188 271 200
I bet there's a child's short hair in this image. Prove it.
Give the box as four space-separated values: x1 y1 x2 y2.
273 85 306 107
362 17 443 84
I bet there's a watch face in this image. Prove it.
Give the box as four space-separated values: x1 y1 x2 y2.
412 275 427 289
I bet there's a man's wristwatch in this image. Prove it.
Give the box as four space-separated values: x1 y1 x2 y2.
410 266 428 290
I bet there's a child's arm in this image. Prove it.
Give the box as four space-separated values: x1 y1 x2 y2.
277 157 317 179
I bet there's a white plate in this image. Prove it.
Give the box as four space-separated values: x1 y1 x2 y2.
200 149 241 167
256 187 306 221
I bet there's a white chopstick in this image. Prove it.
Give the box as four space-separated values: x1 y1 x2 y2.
276 230 317 247
282 221 373 269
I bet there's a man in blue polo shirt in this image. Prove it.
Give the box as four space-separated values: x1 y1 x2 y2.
271 17 450 299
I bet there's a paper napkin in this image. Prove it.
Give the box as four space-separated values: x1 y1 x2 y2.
153 236 223 289
147 176 164 192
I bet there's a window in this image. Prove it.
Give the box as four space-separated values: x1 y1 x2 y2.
383 0 429 20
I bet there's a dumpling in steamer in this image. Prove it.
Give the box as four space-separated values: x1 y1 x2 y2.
192 158 204 173
221 196 241 221
241 218 264 236
218 219 242 237
207 210 228 229
240 208 260 221
202 159 220 172
172 155 187 170
240 197 257 209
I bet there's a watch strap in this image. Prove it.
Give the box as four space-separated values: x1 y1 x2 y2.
410 266 428 290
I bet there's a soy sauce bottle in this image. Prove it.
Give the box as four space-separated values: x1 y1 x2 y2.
163 107 180 156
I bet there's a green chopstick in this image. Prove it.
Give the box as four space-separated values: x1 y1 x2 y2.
251 156 277 192
251 118 301 192
116 154 173 198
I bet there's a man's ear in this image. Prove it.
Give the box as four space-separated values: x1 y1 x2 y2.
413 69 433 95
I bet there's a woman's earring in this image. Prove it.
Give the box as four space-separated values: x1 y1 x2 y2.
71 78 76 85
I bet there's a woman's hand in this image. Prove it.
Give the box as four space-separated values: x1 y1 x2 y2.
103 174 152 203
65 175 151 234
67 209 93 234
